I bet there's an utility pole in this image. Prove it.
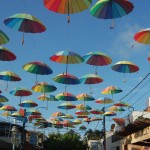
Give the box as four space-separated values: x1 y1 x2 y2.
102 107 106 150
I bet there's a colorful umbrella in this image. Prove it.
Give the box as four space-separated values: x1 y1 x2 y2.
23 61 53 83
90 0 134 29
0 95 9 103
61 114 74 119
114 101 130 107
109 106 125 112
76 93 95 101
58 102 76 110
73 119 82 125
80 74 103 93
83 118 91 124
0 46 16 61
0 71 21 90
51 111 65 117
2 111 11 117
90 117 103 122
26 109 41 116
79 125 87 130
10 87 32 103
76 104 92 110
111 61 139 82
62 120 73 127
19 100 38 108
11 111 24 118
56 92 77 101
38 94 58 101
103 111 116 116
76 115 88 118
83 51 112 74
50 50 84 73
0 105 17 111
0 30 9 45
44 0 92 23
96 97 114 104
4 13 46 44
75 110 90 115
90 109 103 115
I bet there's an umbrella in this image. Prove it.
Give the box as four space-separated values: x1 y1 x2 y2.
83 118 91 124
90 0 134 29
80 74 103 93
0 46 16 61
26 109 41 116
58 102 76 110
61 114 74 119
51 111 65 117
76 115 88 118
0 30 9 45
19 100 38 108
0 105 17 111
76 93 95 101
50 50 84 73
28 115 43 122
38 94 58 101
0 71 21 90
44 0 92 23
90 109 103 115
103 111 116 116
96 97 114 104
111 61 139 82
90 117 103 122
10 87 32 103
101 86 122 99
73 119 82 125
79 125 87 130
23 61 53 83
62 120 74 127
83 51 112 74
4 13 46 44
2 111 11 117
11 111 24 118
0 95 9 103
56 92 77 101
75 110 90 115
109 106 125 112
76 104 92 110
114 101 130 107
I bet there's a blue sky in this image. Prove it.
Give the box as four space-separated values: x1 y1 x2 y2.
0 0 150 134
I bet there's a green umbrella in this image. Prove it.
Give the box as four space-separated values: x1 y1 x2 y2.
0 30 9 45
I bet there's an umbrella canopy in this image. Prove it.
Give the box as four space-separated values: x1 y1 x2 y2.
56 92 77 101
58 102 76 110
134 28 150 45
90 109 103 115
50 50 84 73
51 111 65 117
90 0 134 29
83 118 92 123
76 104 92 110
4 13 46 44
0 46 16 61
0 105 17 111
79 125 87 130
103 111 116 116
114 101 130 107
38 94 58 101
2 111 11 117
73 119 82 125
76 115 88 118
11 111 24 118
76 93 95 101
52 73 80 85
23 61 53 83
19 100 38 108
90 117 103 122
32 82 57 93
101 86 122 95
83 51 112 74
109 106 125 112
61 114 74 119
111 61 139 82
26 109 41 116
44 0 92 23
96 97 114 104
148 56 150 62
75 110 90 115
0 95 9 103
0 30 9 45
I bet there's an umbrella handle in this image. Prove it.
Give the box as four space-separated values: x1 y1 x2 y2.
110 19 115 29
21 33 24 45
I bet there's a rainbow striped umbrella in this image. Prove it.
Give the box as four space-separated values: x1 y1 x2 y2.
58 102 76 110
75 110 90 115
109 106 125 112
83 51 112 74
76 115 88 118
114 101 130 107
90 117 103 122
96 97 114 104
0 105 17 111
0 46 16 61
90 109 103 115
26 109 41 116
19 100 38 108
44 0 92 23
111 61 139 82
76 93 95 101
56 92 77 101
38 94 58 101
61 114 74 119
76 104 92 110
90 0 134 29
4 13 46 44
50 50 84 73
73 119 82 125
0 30 9 45
0 95 9 103
51 111 65 117
83 118 92 123
103 111 116 116
23 61 53 83
11 111 24 118
2 111 11 117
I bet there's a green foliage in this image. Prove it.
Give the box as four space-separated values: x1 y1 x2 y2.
43 131 87 150
84 129 101 140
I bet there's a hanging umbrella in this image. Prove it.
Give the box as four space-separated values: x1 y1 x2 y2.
61 114 74 119
62 120 74 127
109 106 125 112
73 119 82 125
90 117 103 122
75 110 90 115
38 94 58 101
76 93 95 101
80 74 103 93
79 125 87 130
0 46 16 61
58 102 76 110
90 0 134 29
26 109 41 116
4 13 46 44
0 95 9 103
50 50 84 73
83 118 91 124
2 111 11 117
0 71 21 90
44 0 92 23
76 115 88 118
28 115 43 122
0 30 9 45
56 92 77 101
0 105 17 111
114 101 130 107
111 61 139 82
19 100 38 108
10 87 32 103
23 61 53 83
103 111 116 116
101 86 122 99
148 56 150 62
11 111 24 118
76 104 92 110
90 109 103 115
83 51 112 74
96 97 114 104
51 111 66 117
